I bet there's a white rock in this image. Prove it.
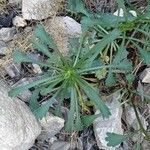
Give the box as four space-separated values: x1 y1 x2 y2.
13 16 27 27
40 113 64 136
141 68 150 83
22 0 63 20
0 27 17 42
46 16 81 54
0 80 41 150
93 93 123 150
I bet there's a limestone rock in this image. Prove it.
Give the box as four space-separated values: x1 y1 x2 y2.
45 16 82 55
93 93 123 150
0 27 17 42
0 80 41 150
22 0 64 20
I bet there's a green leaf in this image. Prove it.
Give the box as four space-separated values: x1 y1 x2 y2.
67 0 89 16
126 74 135 84
105 69 116 86
13 50 52 67
112 46 132 71
33 96 56 119
81 14 125 30
77 78 111 118
78 29 121 66
32 38 52 58
105 132 133 147
13 50 33 63
81 114 100 128
65 86 83 131
138 48 150 65
65 86 76 131
34 25 57 50
29 90 40 111
40 77 63 96
9 75 60 97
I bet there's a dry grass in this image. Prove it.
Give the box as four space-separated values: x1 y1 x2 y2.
84 0 148 13
84 0 117 13
0 0 7 13
0 29 33 70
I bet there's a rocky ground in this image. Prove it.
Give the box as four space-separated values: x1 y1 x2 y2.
0 0 150 150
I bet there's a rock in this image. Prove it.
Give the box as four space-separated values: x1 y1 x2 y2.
0 27 17 42
0 80 41 150
0 14 14 28
39 113 64 137
4 63 21 78
22 0 64 20
93 92 123 150
50 141 70 150
12 16 27 27
45 16 82 55
9 0 22 5
125 106 148 130
141 68 150 83
0 41 7 56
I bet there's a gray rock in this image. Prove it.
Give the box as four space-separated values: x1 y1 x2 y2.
93 92 123 150
39 113 64 137
125 106 148 130
4 63 21 78
22 0 64 20
49 141 70 150
0 80 41 150
0 27 17 42
0 41 7 55
9 0 22 5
